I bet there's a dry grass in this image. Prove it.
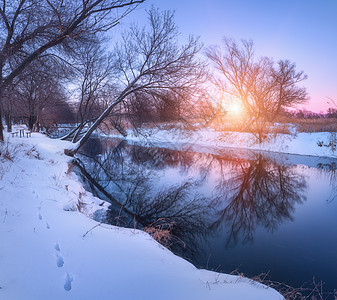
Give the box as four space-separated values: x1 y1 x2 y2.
209 117 337 134
25 146 41 160
143 218 174 247
257 276 335 300
0 140 21 179
206 120 293 135
138 120 294 135
2 147 15 161
76 192 86 212
140 116 337 135
0 139 20 162
65 163 74 175
229 270 335 300
277 116 337 133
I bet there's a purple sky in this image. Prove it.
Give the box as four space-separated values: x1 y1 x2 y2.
122 0 337 112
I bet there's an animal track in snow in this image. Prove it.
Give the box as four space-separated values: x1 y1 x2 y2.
53 244 73 291
54 243 60 252
64 273 73 291
54 243 64 267
46 222 50 229
56 252 64 267
37 206 42 220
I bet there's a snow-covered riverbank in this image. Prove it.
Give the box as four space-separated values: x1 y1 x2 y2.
0 131 283 299
106 126 337 158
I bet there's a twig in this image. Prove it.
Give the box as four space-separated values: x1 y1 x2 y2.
82 222 102 238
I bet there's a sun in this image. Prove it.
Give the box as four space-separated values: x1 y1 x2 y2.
228 101 244 117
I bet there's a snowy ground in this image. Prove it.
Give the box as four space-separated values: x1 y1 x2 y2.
106 126 337 158
0 130 283 299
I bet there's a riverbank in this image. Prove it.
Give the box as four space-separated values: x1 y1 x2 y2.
105 126 337 158
0 131 283 299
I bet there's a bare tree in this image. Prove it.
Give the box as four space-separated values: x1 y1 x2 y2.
206 38 308 142
65 8 207 155
124 90 191 126
0 0 144 141
69 42 114 142
8 62 66 130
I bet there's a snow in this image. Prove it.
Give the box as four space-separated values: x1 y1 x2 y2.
106 126 337 158
0 130 284 299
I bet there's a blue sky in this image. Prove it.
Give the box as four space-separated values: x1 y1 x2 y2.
121 0 337 112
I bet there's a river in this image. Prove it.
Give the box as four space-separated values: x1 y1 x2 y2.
75 137 337 298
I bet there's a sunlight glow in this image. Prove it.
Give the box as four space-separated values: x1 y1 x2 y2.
227 100 244 117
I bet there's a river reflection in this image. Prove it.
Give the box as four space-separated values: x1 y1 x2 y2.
76 138 337 297
77 140 214 257
211 154 307 246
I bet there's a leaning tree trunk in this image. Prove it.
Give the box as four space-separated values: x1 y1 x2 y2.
72 122 84 143
64 82 137 156
60 118 97 141
60 123 82 141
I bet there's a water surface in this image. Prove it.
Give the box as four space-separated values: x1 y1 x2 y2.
76 138 337 297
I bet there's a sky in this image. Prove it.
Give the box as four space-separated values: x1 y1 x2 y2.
120 0 337 113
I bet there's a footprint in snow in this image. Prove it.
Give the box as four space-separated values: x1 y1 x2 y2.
56 253 64 268
54 243 60 252
46 222 50 229
54 243 64 267
54 244 73 292
37 206 43 220
64 273 73 291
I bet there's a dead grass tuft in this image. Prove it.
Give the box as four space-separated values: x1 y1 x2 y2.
228 270 334 300
0 139 21 162
25 146 41 160
76 192 86 212
277 116 337 133
65 163 74 175
0 140 22 179
143 218 174 247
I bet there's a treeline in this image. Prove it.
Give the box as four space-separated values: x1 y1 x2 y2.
284 108 337 119
0 1 317 153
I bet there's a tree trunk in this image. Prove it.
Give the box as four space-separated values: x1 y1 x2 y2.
72 122 84 143
4 110 12 132
0 106 4 141
60 123 82 141
60 118 97 141
34 120 40 132
28 115 36 131
65 82 137 156
113 121 128 137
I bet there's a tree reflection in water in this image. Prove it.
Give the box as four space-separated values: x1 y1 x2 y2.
210 154 307 246
77 139 308 261
317 161 337 203
78 139 214 259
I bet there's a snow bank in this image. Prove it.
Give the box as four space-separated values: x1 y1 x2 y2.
0 131 283 299
106 126 337 158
